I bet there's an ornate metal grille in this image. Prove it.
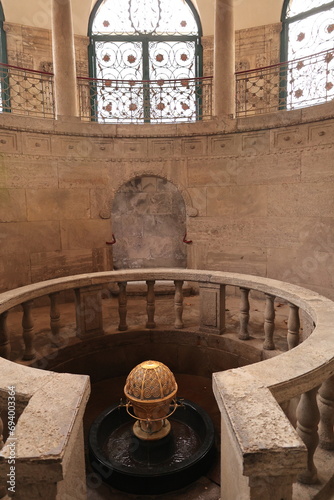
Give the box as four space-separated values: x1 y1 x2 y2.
0 63 55 118
77 75 212 123
91 0 199 36
235 48 334 117
89 0 202 122
282 0 334 109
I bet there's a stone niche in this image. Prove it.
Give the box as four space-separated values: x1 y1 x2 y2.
111 176 187 269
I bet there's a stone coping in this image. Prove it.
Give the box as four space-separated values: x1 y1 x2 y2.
1 268 334 481
0 361 90 483
0 99 333 137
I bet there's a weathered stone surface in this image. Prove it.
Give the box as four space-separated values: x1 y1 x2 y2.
241 131 270 154
0 221 61 255
210 135 239 155
199 282 226 334
268 183 334 217
4 158 58 188
60 220 110 250
182 138 207 156
267 247 334 290
273 127 308 150
207 185 268 217
236 152 301 185
188 157 238 186
112 176 187 269
187 187 207 216
308 123 334 146
0 188 27 222
0 253 31 291
301 148 334 183
204 245 267 276
75 285 103 338
0 131 21 154
30 249 97 282
26 188 90 221
58 160 109 188
24 134 52 155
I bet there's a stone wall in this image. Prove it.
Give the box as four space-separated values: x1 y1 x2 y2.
4 22 89 76
0 104 334 300
3 22 281 78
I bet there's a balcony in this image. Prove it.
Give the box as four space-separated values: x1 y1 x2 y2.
0 48 332 122
1 269 334 499
236 48 334 117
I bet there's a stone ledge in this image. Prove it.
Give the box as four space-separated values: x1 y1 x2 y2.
0 101 333 139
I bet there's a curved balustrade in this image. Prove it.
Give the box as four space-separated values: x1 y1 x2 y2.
0 269 334 499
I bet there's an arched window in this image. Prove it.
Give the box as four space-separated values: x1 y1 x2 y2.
88 0 202 123
281 0 334 108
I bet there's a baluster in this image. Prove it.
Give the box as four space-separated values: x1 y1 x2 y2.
263 294 275 350
287 303 300 350
118 282 128 331
318 375 334 450
174 280 184 329
22 300 36 361
146 280 156 329
0 311 10 359
49 292 61 346
296 386 320 484
239 288 250 340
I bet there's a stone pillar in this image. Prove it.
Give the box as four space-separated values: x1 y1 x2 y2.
199 283 226 334
51 0 79 118
214 0 235 118
75 285 103 338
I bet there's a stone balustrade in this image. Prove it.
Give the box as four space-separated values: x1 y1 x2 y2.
0 268 334 499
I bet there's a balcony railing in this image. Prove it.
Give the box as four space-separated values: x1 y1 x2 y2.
0 63 55 118
236 48 334 117
77 75 213 123
1 269 334 498
0 49 333 122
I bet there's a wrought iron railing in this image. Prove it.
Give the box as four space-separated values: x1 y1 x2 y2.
77 75 213 123
235 48 334 117
0 49 333 122
0 62 55 118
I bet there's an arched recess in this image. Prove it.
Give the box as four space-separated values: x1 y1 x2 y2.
111 176 187 269
88 0 203 123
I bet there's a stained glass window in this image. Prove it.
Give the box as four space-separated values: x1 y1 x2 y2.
88 0 202 123
281 0 334 108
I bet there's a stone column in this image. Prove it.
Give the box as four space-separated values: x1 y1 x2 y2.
51 0 79 118
214 0 235 118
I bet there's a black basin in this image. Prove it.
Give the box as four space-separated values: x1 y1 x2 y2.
89 399 216 494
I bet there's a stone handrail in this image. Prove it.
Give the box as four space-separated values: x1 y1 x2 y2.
0 359 90 500
1 268 334 499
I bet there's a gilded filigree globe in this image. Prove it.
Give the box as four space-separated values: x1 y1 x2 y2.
124 360 178 440
125 360 177 401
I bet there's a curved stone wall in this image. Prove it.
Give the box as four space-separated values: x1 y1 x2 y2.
0 101 334 299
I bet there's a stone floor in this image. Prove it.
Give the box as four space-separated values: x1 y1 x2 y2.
5 286 294 499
